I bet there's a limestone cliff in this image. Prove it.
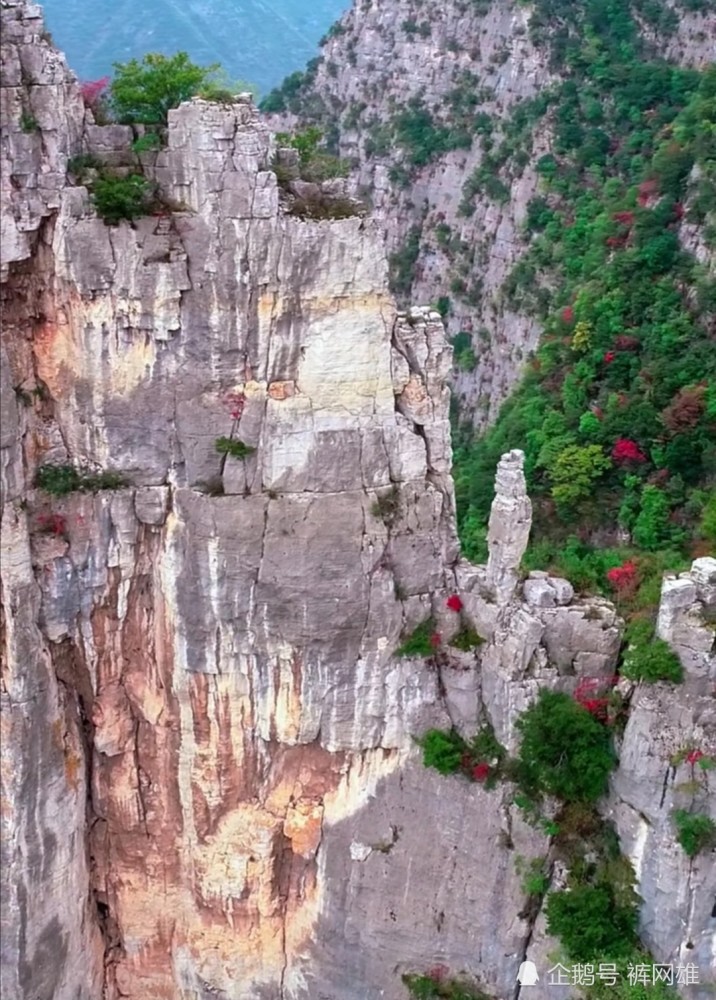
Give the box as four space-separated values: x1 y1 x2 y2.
1 4 714 1000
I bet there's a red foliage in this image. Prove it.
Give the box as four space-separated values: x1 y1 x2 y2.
37 513 67 536
603 351 616 363
673 202 685 220
574 677 610 721
606 560 639 597
661 385 706 433
637 179 659 203
612 211 634 225
80 76 110 106
614 334 640 351
686 749 704 765
427 965 449 983
472 762 491 782
606 234 627 248
612 438 646 463
224 391 246 421
446 594 463 612
430 632 442 649
561 306 574 324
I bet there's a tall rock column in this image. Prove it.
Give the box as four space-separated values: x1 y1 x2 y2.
485 448 532 603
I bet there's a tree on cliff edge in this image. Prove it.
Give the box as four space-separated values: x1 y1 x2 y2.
110 52 219 125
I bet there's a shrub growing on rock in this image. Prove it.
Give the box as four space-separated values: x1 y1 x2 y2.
545 882 638 961
514 689 616 803
396 618 438 657
92 173 152 224
621 619 684 683
673 809 716 857
215 437 255 459
35 464 127 495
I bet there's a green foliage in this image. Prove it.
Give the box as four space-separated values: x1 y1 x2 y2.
516 855 550 897
402 972 491 1000
453 26 716 577
275 125 345 181
214 437 255 459
260 71 307 113
584 952 682 1000
91 173 152 224
66 153 102 177
110 52 219 125
548 444 612 510
131 132 162 153
698 491 716 542
418 728 466 775
35 464 127 495
20 112 39 133
393 97 472 167
515 689 616 804
389 226 422 297
632 486 674 550
621 619 684 683
396 618 437 657
545 882 638 961
673 809 716 857
449 627 484 651
451 332 478 373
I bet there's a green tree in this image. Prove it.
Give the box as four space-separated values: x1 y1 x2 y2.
92 173 152 225
632 485 672 550
545 883 638 961
699 491 716 542
110 52 220 125
548 444 612 509
515 689 616 803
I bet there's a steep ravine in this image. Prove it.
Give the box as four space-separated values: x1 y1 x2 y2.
0 4 714 1000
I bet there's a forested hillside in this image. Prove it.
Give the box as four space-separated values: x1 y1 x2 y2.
262 0 716 620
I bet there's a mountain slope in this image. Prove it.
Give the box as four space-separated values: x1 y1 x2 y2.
41 0 348 94
262 0 716 594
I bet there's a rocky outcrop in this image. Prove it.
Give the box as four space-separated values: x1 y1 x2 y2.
1 5 715 1000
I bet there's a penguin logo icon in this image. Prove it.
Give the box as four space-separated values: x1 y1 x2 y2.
517 961 539 986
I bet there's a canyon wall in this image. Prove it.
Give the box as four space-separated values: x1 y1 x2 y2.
1 4 714 999
268 0 716 428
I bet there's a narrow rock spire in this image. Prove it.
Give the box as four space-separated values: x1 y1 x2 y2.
485 449 532 603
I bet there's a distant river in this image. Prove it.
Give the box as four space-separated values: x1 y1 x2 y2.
42 0 348 96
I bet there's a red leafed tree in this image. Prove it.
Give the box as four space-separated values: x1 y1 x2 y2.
80 76 110 107
606 560 639 598
661 385 706 433
446 594 463 612
612 438 646 463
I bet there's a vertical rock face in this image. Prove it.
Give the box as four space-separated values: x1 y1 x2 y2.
612 557 716 984
1 6 715 1000
485 449 532 604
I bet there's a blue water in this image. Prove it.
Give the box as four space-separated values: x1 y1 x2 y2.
41 0 349 96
